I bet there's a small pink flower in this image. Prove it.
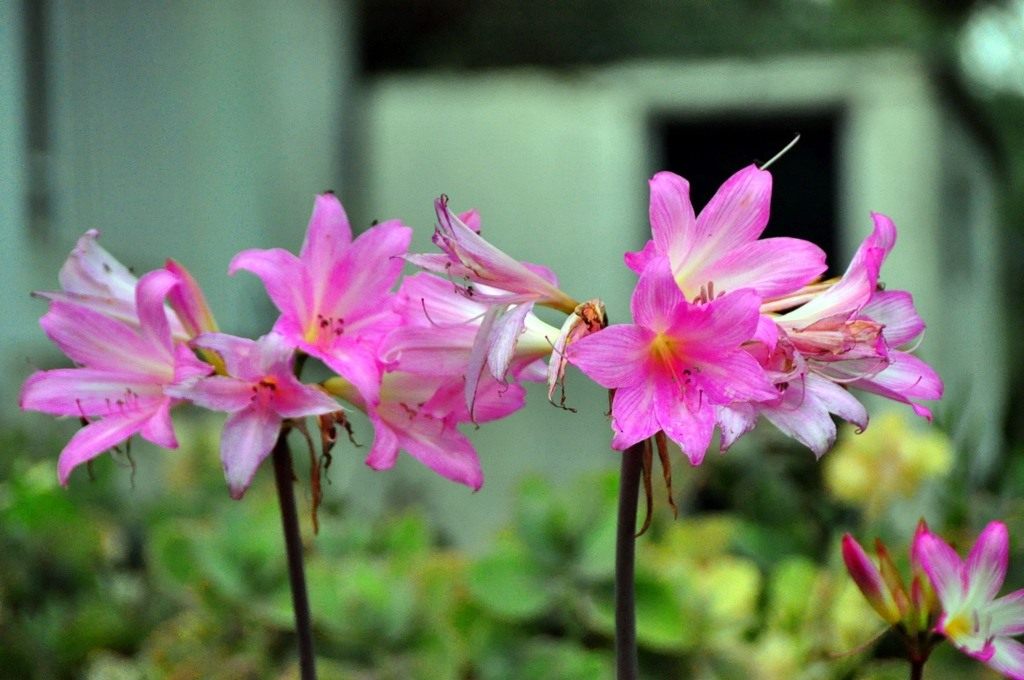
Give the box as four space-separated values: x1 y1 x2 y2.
915 522 1024 679
568 258 775 462
407 196 578 312
382 272 556 411
842 533 905 625
167 332 340 499
20 269 210 485
230 193 412 406
626 167 827 301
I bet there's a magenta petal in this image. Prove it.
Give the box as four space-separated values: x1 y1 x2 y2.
21 369 163 416
630 257 687 332
648 171 697 262
191 333 260 378
862 290 925 346
271 377 340 419
851 351 942 419
655 381 716 465
140 399 178 448
916 533 967 607
299 192 353 284
315 340 382 406
135 269 179 357
229 247 308 323
691 165 772 259
966 522 1010 603
318 220 412 322
167 374 253 413
470 378 526 423
675 289 763 353
165 259 218 337
987 637 1024 680
401 422 483 491
220 407 281 499
40 302 171 377
624 239 658 275
365 415 401 471
567 325 652 389
57 410 154 485
609 382 661 450
380 327 475 375
700 237 826 299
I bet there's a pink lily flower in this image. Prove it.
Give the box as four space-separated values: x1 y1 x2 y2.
20 269 210 485
915 521 1024 679
381 272 557 409
325 370 523 491
625 167 827 302
166 332 341 499
230 193 412 405
406 196 579 313
567 258 776 463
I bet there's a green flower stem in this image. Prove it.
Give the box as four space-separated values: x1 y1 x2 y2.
615 441 644 680
272 431 317 680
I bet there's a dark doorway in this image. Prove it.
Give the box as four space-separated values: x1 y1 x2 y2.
654 111 841 276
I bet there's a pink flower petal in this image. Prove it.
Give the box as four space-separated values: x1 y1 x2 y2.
862 290 925 347
166 374 254 413
965 521 1009 603
57 229 138 303
135 269 179 358
567 325 652 389
697 236 826 299
624 239 658 275
609 382 661 450
986 637 1024 680
630 257 687 332
850 350 943 420
689 165 772 264
989 590 1024 637
648 171 696 264
298 192 353 287
229 247 308 323
57 409 157 485
716 403 757 451
220 407 281 499
673 289 764 355
140 398 178 448
487 303 535 380
313 340 382 406
191 333 261 378
40 302 172 378
399 419 483 490
655 377 717 464
915 532 967 609
271 377 340 419
21 369 164 416
165 259 218 337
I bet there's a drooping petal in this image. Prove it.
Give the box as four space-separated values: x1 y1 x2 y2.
464 305 503 411
486 302 534 381
965 521 1010 604
399 419 483 491
220 406 281 499
861 290 925 347
135 269 179 359
655 377 717 464
58 229 138 303
624 239 658 275
139 398 178 449
229 247 308 324
716 403 757 452
567 325 652 389
365 416 400 471
850 351 943 420
468 377 527 424
56 409 156 485
609 382 661 450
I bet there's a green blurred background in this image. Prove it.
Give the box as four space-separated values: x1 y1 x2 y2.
2 1 1023 677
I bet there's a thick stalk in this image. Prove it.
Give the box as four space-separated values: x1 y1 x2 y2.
910 658 924 680
272 431 317 680
615 442 645 680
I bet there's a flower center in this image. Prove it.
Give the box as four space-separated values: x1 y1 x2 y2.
943 611 974 641
251 376 279 407
304 313 345 345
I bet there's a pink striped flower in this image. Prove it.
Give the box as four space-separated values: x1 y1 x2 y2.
915 522 1024 679
167 332 340 499
20 269 210 485
568 257 775 463
230 193 412 406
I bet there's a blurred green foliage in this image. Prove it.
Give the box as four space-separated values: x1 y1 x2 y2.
0 410 1012 679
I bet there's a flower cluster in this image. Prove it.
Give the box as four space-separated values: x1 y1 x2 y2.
21 164 942 499
569 165 942 464
845 521 1024 679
